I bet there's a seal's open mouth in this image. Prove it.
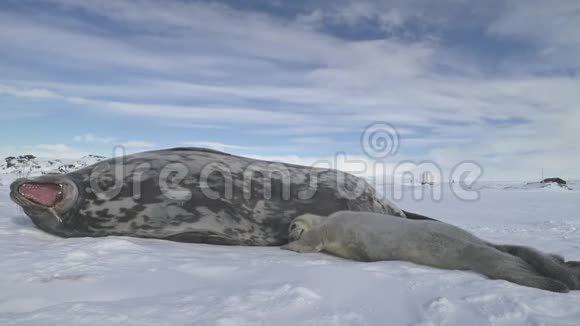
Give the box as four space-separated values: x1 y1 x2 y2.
18 183 64 207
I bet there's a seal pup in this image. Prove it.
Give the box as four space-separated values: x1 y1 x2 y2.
282 212 580 292
10 147 433 246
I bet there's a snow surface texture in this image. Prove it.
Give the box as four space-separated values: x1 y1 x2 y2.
1 163 580 325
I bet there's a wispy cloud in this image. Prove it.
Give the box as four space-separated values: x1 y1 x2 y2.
291 137 335 145
73 133 116 144
72 133 156 150
120 141 156 149
0 144 90 159
0 0 578 179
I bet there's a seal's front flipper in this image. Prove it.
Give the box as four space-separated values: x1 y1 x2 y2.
165 231 243 245
281 230 323 253
281 241 322 253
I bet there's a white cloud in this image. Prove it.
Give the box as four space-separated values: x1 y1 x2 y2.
489 1 580 48
72 133 155 149
120 141 156 149
297 3 404 33
291 137 335 144
0 84 60 99
167 123 228 130
0 0 579 179
103 101 314 125
33 144 73 152
488 0 580 72
73 133 116 144
7 144 91 159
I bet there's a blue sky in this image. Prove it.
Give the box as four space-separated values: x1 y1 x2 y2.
0 0 579 180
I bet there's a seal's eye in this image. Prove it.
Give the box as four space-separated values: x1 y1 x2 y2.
290 224 297 230
360 195 368 201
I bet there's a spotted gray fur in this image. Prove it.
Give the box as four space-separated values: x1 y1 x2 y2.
10 147 434 246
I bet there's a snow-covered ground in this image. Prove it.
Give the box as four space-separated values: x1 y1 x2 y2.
1 174 580 326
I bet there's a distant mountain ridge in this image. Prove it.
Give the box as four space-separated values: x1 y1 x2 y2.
1 154 106 177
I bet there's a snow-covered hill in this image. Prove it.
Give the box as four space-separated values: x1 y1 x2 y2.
0 155 106 177
507 182 572 191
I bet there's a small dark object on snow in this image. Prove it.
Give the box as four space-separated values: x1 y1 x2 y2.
542 178 567 186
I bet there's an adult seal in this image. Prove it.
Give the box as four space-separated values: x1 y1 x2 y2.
283 211 580 292
10 147 435 245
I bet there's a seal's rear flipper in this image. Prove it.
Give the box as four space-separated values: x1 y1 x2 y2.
493 244 579 290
